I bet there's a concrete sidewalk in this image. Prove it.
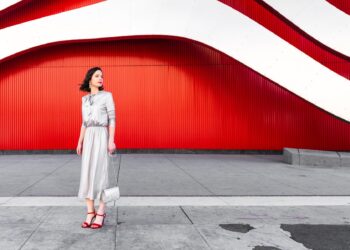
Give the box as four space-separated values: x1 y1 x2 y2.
1 153 350 249
2 153 350 197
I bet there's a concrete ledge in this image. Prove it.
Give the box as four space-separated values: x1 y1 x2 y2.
299 149 340 167
283 148 349 167
339 152 350 167
283 148 299 165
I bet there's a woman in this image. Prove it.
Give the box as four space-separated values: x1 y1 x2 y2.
76 66 116 229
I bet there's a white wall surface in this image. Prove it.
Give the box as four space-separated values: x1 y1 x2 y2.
0 0 21 11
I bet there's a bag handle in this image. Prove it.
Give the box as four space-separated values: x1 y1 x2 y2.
109 150 121 187
108 150 121 206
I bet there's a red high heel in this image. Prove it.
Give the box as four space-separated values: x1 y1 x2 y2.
90 213 106 229
81 210 96 228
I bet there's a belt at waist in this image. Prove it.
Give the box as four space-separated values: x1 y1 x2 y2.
86 125 108 128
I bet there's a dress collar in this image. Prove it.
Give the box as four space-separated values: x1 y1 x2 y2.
89 90 104 96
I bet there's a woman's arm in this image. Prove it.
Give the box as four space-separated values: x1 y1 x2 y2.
106 92 116 153
108 125 115 143
77 97 86 155
76 125 86 155
78 125 86 145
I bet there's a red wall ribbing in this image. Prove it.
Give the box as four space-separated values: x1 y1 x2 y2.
1 1 349 151
0 39 349 151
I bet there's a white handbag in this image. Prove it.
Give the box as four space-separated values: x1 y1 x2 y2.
102 186 120 202
102 151 121 203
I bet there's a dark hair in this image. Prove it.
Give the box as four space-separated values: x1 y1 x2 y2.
79 66 104 92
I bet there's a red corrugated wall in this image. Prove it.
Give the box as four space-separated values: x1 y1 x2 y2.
0 0 349 151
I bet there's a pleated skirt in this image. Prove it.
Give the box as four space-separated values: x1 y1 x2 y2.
78 126 111 201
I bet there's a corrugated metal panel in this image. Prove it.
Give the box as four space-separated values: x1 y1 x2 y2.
1 39 350 150
0 0 349 151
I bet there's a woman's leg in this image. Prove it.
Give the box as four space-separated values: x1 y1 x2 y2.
84 198 95 223
93 199 106 224
86 198 95 211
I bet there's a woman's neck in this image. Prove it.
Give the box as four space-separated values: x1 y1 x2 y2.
90 87 99 95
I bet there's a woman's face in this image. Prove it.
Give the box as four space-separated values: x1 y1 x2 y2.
89 70 103 88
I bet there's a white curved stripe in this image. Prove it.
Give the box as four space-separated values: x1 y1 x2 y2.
262 0 350 57
0 0 349 122
0 0 21 11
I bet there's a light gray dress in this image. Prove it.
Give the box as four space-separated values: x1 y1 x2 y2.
77 90 116 201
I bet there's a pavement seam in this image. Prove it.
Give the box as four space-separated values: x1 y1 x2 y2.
179 206 214 250
115 206 120 249
179 206 194 224
164 156 216 196
116 206 119 224
18 206 54 250
15 157 74 197
192 224 214 250
114 206 117 250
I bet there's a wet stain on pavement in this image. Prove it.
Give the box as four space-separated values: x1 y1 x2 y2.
219 223 254 233
281 224 350 250
253 247 282 250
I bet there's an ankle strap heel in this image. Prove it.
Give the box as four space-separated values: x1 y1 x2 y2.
90 213 106 229
81 210 96 228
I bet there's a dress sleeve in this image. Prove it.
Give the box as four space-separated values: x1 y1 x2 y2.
81 97 86 128
106 93 116 128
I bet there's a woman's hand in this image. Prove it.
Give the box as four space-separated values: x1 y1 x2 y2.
76 142 82 155
108 141 116 155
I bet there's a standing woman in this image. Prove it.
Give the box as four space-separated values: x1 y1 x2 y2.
76 66 116 229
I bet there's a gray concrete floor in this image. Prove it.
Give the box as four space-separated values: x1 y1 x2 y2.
1 153 350 250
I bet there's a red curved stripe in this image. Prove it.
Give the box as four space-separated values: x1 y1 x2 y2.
0 0 105 29
219 0 350 80
327 0 350 15
2 0 348 81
